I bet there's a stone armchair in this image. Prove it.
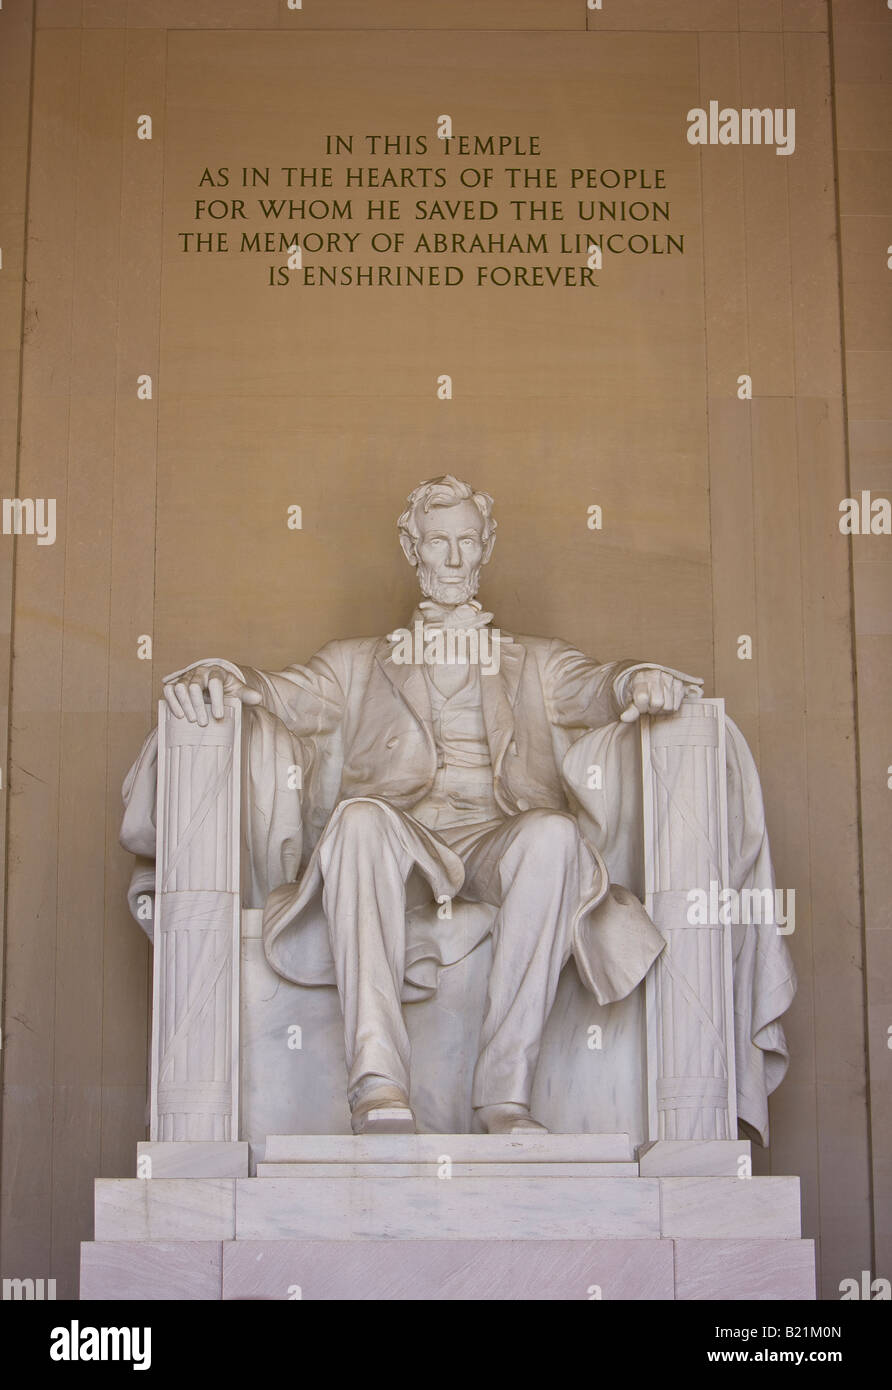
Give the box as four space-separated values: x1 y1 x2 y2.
121 695 795 1168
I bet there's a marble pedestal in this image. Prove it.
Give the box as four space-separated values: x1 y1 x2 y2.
80 1135 816 1301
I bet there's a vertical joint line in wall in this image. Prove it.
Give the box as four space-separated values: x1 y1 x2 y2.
49 19 87 1285
695 34 717 708
144 28 170 1093
99 24 128 1191
826 0 876 1286
737 33 758 766
152 30 169 722
0 0 38 1265
781 23 818 1228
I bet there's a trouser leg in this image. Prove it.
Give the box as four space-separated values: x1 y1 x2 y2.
461 809 593 1109
318 800 416 1104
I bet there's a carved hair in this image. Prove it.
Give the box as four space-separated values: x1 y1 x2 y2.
397 475 497 554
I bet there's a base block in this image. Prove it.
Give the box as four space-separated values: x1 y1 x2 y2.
80 1241 223 1301
81 1136 816 1301
136 1142 249 1179
235 1174 661 1240
80 1235 816 1301
674 1239 817 1301
221 1238 675 1301
638 1139 752 1177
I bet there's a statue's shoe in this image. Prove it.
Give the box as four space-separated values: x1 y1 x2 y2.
473 1103 550 1135
350 1083 416 1135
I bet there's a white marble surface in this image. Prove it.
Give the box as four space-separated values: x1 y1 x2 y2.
221 1238 675 1301
674 1239 817 1300
152 701 241 1142
80 1241 223 1300
79 1233 817 1301
256 1161 639 1178
136 1141 249 1179
638 1139 752 1177
659 1176 802 1239
90 1169 804 1245
262 1132 634 1162
641 701 736 1140
93 1178 235 1242
234 1175 661 1241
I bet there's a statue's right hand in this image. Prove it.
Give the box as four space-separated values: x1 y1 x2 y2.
161 663 262 726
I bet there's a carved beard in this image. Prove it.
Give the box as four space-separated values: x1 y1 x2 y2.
416 559 483 607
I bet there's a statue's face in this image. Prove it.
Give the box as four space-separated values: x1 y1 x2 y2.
412 499 488 605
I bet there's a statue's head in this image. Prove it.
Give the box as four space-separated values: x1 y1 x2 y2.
398 475 497 606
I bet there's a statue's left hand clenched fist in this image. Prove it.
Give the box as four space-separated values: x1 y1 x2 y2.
620 667 703 723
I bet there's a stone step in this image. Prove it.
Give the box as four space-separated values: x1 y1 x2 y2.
638 1139 752 1177
256 1161 640 1178
80 1236 817 1301
261 1132 634 1163
92 1174 803 1243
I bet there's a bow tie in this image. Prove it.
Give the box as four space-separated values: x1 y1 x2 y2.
414 599 495 631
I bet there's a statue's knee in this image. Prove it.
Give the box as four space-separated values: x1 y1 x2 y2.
334 799 390 838
515 809 581 861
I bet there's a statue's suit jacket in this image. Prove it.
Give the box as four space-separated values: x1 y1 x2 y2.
237 631 646 822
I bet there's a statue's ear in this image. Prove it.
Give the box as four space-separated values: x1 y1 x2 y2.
482 533 496 564
399 532 417 566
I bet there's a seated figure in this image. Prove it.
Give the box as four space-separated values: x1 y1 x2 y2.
122 475 795 1143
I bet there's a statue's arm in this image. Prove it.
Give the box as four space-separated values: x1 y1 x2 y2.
161 642 347 737
234 643 347 737
542 640 702 728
